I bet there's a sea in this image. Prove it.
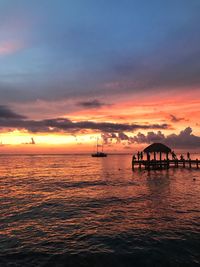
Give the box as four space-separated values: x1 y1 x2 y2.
0 154 200 267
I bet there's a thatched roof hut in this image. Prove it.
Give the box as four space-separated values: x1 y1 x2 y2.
144 143 171 153
143 143 171 160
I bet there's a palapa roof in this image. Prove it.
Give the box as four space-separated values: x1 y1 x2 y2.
143 143 171 153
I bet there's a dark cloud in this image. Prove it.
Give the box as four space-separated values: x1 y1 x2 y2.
133 127 200 149
73 121 168 133
0 105 26 119
101 132 118 144
133 131 165 144
101 127 200 149
118 132 129 141
170 114 185 123
102 131 165 145
0 105 26 120
77 99 109 109
0 108 169 133
165 127 200 149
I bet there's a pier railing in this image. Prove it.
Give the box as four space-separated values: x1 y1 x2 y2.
132 159 200 170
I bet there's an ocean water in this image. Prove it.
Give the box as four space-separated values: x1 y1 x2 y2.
0 154 200 267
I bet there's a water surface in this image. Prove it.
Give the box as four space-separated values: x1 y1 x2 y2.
0 154 200 266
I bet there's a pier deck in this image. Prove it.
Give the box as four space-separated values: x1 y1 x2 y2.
132 159 200 170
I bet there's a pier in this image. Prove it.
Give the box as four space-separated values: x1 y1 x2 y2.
132 143 200 170
132 159 200 170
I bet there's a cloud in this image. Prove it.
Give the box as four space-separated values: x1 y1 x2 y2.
133 131 166 144
0 106 169 133
0 106 199 149
77 99 110 109
133 127 200 149
170 114 185 123
101 132 118 144
101 127 200 149
102 131 166 145
0 105 26 119
165 127 200 149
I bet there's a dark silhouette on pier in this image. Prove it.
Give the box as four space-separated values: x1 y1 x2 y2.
132 143 199 170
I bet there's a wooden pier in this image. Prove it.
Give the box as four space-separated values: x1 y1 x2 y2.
132 143 200 171
132 159 200 170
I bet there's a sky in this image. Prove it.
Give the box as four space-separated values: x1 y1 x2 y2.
0 0 200 153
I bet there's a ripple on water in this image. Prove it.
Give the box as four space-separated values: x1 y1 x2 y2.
0 155 200 266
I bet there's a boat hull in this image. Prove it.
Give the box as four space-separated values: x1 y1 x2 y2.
91 153 107 157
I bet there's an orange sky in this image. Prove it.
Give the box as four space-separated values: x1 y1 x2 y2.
1 89 199 154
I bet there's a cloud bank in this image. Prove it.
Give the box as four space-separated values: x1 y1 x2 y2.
102 128 200 149
0 117 168 134
1 106 199 149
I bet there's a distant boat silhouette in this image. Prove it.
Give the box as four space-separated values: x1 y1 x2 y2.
91 138 107 157
92 151 107 157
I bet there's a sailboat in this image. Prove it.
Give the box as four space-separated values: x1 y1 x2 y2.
91 138 107 157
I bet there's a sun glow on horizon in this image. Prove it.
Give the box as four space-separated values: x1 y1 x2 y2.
0 131 102 146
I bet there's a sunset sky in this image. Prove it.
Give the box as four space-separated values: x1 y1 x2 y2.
0 0 200 153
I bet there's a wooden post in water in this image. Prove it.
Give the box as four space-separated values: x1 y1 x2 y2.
147 153 150 171
132 156 135 171
139 161 142 170
166 152 169 169
176 159 178 168
132 161 134 171
159 152 162 169
196 159 199 169
189 159 191 168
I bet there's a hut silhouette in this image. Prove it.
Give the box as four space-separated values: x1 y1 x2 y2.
132 143 199 170
143 143 171 161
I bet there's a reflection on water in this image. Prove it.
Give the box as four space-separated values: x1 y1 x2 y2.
0 155 200 266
